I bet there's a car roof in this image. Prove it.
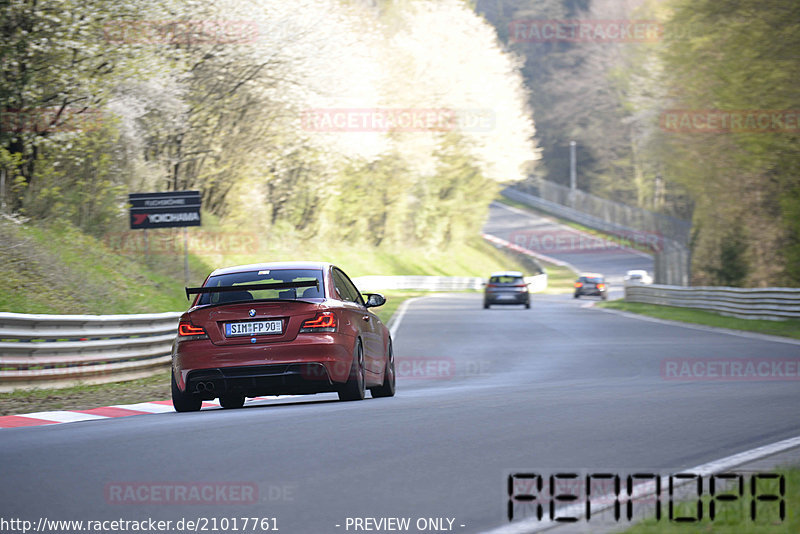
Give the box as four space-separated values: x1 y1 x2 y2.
626 269 647 275
578 272 604 278
489 271 524 277
208 261 333 277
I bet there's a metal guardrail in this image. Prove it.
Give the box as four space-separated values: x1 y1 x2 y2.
353 275 484 292
503 186 692 286
624 284 800 321
0 275 550 391
353 274 548 293
0 312 181 391
508 181 692 244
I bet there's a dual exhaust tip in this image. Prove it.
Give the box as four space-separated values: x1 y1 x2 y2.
195 381 216 393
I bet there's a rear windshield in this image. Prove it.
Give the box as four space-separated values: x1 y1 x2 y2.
579 276 604 283
198 269 324 305
490 275 524 284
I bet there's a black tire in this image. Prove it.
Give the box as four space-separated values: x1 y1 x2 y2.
601 294 608 301
219 394 245 409
484 302 490 309
574 293 579 299
371 341 396 398
525 301 530 309
338 341 365 401
171 370 201 412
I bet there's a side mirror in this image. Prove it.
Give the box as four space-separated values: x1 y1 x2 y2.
364 293 386 308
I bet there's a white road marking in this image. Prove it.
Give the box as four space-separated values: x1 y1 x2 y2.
16 411 108 423
389 296 425 340
110 402 175 413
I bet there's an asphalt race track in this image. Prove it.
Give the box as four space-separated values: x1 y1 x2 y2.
1 207 798 534
485 202 654 299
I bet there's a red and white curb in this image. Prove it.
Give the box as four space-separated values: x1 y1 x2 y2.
0 397 280 429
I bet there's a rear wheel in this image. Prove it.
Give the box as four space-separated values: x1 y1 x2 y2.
219 394 245 409
171 370 201 413
338 341 365 401
525 301 530 309
371 341 395 398
484 302 490 309
574 293 579 299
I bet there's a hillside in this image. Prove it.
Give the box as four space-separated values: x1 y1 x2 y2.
0 215 543 315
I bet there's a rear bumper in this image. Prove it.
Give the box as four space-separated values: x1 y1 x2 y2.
485 291 529 304
172 333 354 397
186 363 340 398
575 288 606 296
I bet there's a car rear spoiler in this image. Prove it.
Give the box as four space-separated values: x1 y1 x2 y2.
185 280 319 301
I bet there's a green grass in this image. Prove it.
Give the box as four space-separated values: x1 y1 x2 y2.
622 467 798 533
0 220 211 314
539 262 577 294
0 371 171 416
216 234 541 279
597 301 800 340
0 217 544 315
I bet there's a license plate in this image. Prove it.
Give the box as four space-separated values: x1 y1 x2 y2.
225 320 283 337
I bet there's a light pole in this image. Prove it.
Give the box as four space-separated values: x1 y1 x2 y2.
569 140 577 207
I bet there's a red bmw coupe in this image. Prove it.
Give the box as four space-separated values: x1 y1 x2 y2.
171 262 395 412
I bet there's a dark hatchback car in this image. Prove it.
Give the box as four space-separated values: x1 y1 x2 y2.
171 262 395 412
484 271 530 309
574 273 608 300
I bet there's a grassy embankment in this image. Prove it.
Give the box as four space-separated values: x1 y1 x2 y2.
0 213 574 315
620 466 798 533
597 301 800 340
0 214 574 413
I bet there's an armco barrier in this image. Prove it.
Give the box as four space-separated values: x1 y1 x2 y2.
352 276 483 292
624 284 800 321
0 312 181 391
1 275 549 391
352 274 548 293
503 185 692 286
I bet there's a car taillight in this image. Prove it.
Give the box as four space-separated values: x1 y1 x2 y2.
178 321 208 340
574 282 583 288
597 283 606 290
487 283 497 288
300 312 337 333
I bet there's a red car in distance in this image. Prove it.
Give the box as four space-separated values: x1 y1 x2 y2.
171 262 395 412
